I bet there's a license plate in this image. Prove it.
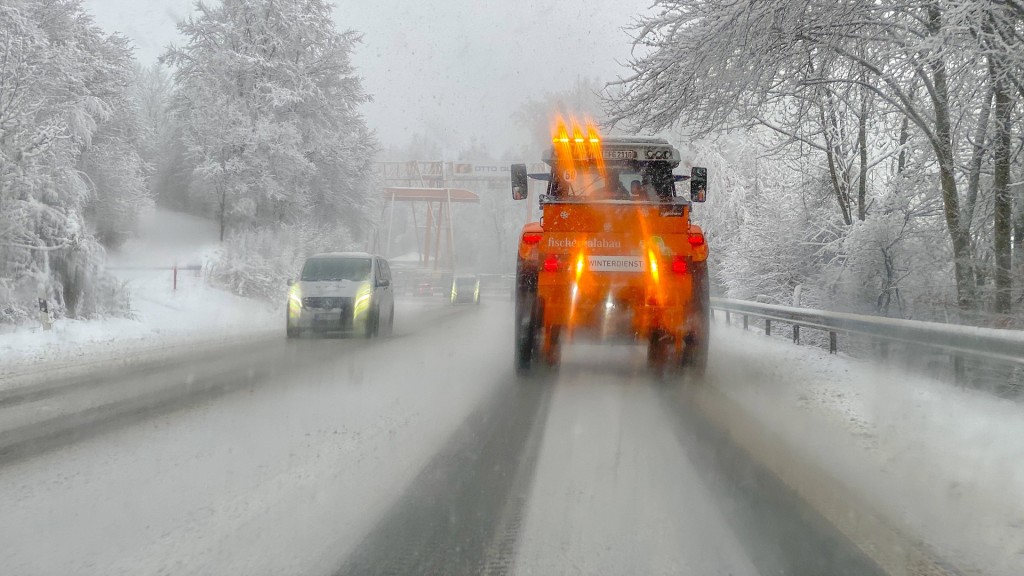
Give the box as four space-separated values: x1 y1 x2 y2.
603 149 637 160
315 312 341 323
587 255 645 272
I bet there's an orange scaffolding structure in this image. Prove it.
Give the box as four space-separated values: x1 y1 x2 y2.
383 187 480 270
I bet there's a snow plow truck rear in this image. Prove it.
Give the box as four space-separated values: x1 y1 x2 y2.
511 122 710 376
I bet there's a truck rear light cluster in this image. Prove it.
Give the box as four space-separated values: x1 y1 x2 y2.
542 254 561 272
522 232 542 245
671 256 688 274
688 233 705 247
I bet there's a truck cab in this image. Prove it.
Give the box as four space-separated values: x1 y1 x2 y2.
510 125 710 376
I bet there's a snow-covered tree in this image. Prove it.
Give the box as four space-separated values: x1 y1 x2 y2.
132 64 193 211
0 0 140 322
611 0 1023 323
163 0 378 298
80 35 152 250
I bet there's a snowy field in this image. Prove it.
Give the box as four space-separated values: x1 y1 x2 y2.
0 208 277 378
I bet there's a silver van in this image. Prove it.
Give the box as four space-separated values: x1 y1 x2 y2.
286 252 394 338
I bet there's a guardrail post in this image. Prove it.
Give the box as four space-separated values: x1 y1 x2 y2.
953 354 966 387
705 296 1023 384
725 311 731 325
173 264 178 292
38 297 52 331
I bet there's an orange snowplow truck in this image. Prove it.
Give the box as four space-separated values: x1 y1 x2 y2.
510 128 710 376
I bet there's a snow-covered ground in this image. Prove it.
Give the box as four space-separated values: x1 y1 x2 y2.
0 208 277 376
706 322 1024 575
514 352 759 576
2 290 1021 574
0 302 507 576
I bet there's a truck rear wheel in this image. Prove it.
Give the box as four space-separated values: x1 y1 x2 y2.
543 324 562 367
515 290 538 375
647 329 671 373
680 331 708 376
681 260 711 377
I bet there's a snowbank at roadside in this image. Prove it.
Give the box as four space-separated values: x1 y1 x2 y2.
0 280 277 373
0 208 278 376
709 323 1024 576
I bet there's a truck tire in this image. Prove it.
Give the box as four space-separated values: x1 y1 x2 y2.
514 264 539 376
680 331 708 375
514 291 537 375
681 261 711 377
647 328 671 373
543 324 561 367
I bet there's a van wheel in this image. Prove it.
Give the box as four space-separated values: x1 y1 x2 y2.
364 308 378 339
286 307 299 339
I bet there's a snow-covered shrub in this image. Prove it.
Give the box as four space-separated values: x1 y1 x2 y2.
210 223 357 302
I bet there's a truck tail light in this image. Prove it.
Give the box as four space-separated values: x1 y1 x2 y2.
522 232 542 245
688 233 705 247
543 254 560 272
671 256 688 274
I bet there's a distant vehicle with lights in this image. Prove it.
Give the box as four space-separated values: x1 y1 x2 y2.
510 120 710 375
415 281 433 297
286 252 394 338
450 275 480 305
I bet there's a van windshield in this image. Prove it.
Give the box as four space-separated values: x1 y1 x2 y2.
301 258 371 282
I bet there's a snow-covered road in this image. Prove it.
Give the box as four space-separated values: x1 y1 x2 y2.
0 298 1016 575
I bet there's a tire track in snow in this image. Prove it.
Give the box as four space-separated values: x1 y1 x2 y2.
660 381 892 576
335 376 553 576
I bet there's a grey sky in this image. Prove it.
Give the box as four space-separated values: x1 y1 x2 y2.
83 0 650 154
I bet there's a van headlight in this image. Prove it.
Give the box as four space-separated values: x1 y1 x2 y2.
353 283 373 317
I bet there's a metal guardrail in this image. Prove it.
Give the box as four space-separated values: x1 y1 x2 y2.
710 297 1024 367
